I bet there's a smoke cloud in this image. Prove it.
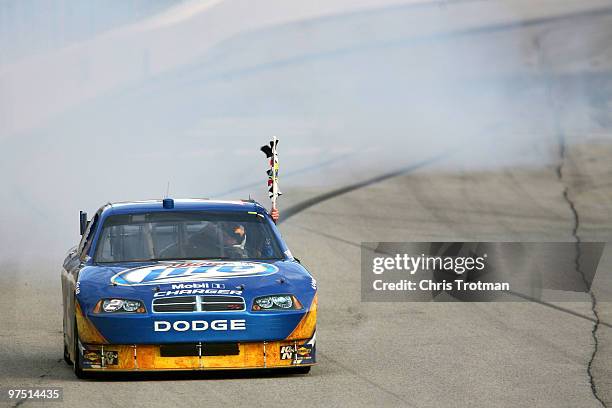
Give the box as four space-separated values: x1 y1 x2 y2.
1 0 611 263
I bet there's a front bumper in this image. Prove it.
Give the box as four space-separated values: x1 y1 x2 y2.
75 295 318 371
78 335 316 371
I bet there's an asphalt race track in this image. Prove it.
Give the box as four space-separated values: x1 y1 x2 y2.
1 1 612 407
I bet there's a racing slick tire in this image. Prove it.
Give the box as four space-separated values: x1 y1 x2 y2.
63 316 73 365
63 342 72 366
73 317 89 379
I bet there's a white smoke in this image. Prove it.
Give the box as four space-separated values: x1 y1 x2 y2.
0 0 610 263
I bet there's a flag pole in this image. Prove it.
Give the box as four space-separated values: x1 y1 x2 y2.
261 136 281 211
271 136 278 210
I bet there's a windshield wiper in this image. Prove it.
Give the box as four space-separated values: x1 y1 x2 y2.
95 259 161 264
137 257 234 262
179 257 232 261
95 256 281 264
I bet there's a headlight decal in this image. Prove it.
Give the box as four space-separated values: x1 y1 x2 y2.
94 299 146 314
252 295 303 311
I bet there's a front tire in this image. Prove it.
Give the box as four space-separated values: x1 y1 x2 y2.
73 318 88 379
63 342 72 365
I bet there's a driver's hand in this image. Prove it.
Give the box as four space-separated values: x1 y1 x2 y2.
270 207 279 223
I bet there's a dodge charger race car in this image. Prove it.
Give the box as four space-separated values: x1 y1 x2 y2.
61 198 317 377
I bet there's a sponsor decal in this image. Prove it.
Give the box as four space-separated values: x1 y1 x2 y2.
153 319 246 332
171 283 225 289
83 351 101 366
82 349 118 367
279 344 313 361
280 345 295 360
154 282 239 297
154 288 242 298
111 261 278 286
104 351 118 366
280 335 316 364
296 346 312 360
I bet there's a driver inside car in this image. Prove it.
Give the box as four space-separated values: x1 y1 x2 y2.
182 208 279 259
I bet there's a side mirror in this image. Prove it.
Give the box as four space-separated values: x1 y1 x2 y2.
79 211 88 235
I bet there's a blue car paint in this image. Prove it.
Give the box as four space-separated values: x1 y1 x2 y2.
71 199 316 345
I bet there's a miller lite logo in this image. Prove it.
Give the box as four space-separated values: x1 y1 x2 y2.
111 261 278 286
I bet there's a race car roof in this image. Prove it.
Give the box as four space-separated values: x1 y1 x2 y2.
100 199 266 217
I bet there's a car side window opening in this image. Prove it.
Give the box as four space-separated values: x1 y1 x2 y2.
78 213 99 260
94 212 283 263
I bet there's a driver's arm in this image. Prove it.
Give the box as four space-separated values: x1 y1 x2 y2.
270 207 279 223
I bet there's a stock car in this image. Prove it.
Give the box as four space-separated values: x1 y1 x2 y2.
61 198 317 377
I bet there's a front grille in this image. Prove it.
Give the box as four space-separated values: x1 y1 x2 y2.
152 295 245 313
159 343 240 357
152 296 196 312
154 303 196 312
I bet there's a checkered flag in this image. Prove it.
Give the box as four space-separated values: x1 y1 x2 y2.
260 136 281 208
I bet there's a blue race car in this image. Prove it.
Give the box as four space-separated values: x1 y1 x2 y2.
61 198 317 377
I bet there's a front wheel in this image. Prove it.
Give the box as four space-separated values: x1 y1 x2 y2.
73 318 88 379
63 342 72 366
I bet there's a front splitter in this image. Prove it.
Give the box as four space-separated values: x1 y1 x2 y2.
79 337 316 371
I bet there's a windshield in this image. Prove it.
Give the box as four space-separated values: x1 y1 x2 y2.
93 211 284 263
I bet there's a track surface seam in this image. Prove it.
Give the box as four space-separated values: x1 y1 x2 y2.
535 20 607 405
556 137 606 408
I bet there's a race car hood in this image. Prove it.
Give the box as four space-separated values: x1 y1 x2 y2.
75 259 317 344
77 259 315 307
